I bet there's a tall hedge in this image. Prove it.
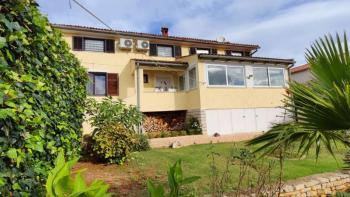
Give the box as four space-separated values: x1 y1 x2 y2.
0 0 88 196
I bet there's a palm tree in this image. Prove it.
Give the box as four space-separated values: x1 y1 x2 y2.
247 33 350 159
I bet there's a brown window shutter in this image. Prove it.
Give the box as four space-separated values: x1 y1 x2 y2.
189 47 196 55
105 39 115 53
149 43 157 56
73 36 83 50
107 73 119 96
211 48 217 55
225 50 232 55
174 46 182 57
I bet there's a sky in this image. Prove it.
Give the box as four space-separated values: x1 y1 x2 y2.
37 0 350 66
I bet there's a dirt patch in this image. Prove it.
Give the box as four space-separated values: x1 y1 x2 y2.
73 161 162 196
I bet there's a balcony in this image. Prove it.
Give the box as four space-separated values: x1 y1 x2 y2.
140 91 188 112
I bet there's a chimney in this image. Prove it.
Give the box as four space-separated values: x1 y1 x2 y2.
161 26 169 36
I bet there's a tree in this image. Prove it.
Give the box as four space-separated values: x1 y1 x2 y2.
0 0 88 195
247 33 350 159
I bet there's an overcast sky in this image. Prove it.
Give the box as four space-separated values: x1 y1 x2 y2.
37 0 350 66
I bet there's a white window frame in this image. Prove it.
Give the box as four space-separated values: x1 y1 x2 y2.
252 66 285 88
206 64 246 88
268 67 285 87
186 64 197 90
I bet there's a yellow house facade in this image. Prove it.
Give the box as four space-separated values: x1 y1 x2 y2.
54 24 294 136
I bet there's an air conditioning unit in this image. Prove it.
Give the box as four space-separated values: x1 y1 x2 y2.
119 38 133 49
136 40 150 50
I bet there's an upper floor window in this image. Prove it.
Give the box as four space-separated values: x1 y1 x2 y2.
225 50 243 56
253 67 285 87
207 65 245 86
190 47 217 55
150 44 181 57
73 36 115 53
157 45 173 57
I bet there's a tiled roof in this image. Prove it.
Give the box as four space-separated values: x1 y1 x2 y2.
52 24 260 49
198 54 295 65
290 64 309 73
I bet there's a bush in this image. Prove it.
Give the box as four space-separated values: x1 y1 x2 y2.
92 123 136 164
0 1 87 195
186 117 202 135
46 151 112 197
86 97 143 133
132 134 150 152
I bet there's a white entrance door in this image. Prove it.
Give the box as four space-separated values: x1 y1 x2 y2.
156 75 171 91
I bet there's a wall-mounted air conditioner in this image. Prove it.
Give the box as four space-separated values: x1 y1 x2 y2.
119 38 133 49
136 40 150 50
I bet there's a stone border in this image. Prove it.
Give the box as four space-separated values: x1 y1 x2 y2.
281 171 350 197
148 132 261 148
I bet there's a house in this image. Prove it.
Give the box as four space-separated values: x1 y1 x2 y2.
53 24 294 136
290 64 312 83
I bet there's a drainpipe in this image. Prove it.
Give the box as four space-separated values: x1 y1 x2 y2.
136 62 142 134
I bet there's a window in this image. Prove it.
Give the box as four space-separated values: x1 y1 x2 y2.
84 39 105 52
87 72 119 96
157 45 173 57
88 73 106 95
253 67 269 86
208 65 227 85
179 75 185 91
72 37 115 53
143 74 149 83
196 48 210 54
207 65 245 86
189 67 197 89
227 67 245 86
269 68 285 86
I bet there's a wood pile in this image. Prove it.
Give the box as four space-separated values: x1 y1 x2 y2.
143 111 186 132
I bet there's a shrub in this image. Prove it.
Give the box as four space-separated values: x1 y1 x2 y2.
132 134 150 152
186 117 202 135
46 151 112 197
0 1 87 195
92 123 136 164
86 97 143 133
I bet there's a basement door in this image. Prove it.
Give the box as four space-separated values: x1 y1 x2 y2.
205 108 286 136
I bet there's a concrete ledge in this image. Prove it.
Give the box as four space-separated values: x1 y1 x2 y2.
149 132 262 148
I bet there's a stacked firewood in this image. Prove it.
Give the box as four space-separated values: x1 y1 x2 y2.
143 111 186 132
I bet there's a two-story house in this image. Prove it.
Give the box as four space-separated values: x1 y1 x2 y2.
53 24 294 136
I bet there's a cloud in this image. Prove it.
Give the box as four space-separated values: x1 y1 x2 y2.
37 0 350 65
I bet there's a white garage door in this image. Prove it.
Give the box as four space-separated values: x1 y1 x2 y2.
206 108 286 136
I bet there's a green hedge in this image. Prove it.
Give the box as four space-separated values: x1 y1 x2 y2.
0 0 88 196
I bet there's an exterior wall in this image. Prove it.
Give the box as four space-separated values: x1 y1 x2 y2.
291 69 313 83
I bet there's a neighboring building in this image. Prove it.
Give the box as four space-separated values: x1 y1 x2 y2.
291 64 312 83
53 24 294 136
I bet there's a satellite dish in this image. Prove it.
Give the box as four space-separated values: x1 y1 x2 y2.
216 36 226 42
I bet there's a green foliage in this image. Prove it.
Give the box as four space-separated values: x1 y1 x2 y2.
336 192 350 197
92 123 136 164
0 0 87 195
46 151 112 197
132 134 151 152
86 97 143 133
185 117 202 135
248 33 350 159
147 159 200 197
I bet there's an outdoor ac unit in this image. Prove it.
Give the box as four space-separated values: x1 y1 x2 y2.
136 40 150 50
119 38 133 49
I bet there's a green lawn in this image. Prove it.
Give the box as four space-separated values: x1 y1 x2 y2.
131 141 347 194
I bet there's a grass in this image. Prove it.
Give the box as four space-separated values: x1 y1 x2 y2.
130 141 347 194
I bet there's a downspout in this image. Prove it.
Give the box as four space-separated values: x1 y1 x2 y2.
136 62 142 133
